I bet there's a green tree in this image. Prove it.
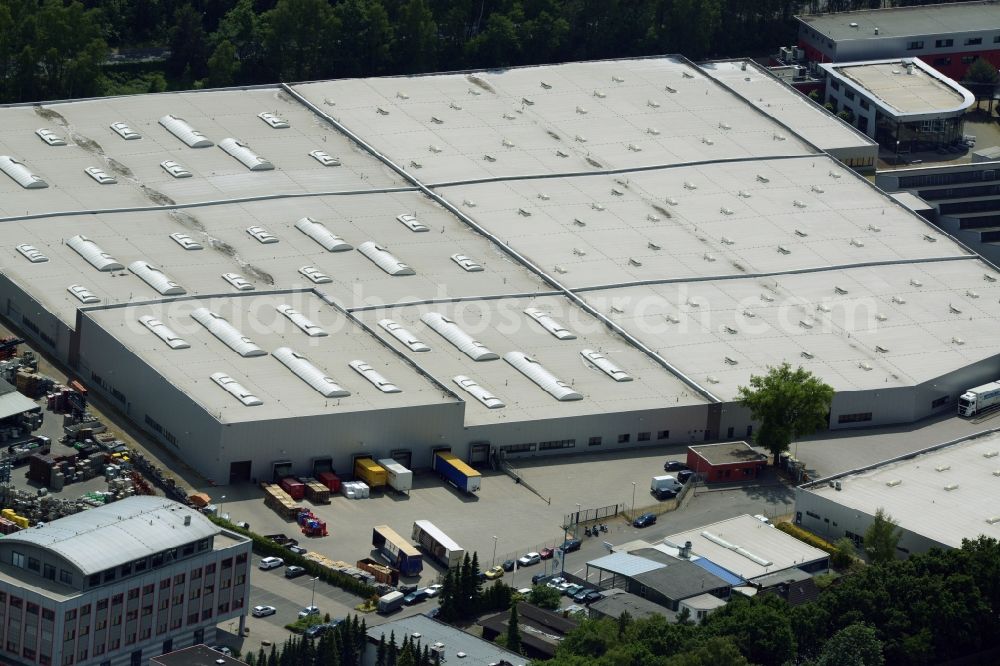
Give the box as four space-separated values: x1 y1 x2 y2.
506 601 522 654
260 0 340 81
963 57 999 108
812 623 884 666
831 537 856 570
396 0 438 73
334 0 394 77
864 508 902 565
737 363 835 465
167 3 210 80
703 594 796 665
529 584 562 610
206 39 238 88
673 636 750 666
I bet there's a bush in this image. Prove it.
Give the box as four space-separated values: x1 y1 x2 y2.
208 516 377 598
529 584 562 610
285 614 323 633
775 521 837 556
831 537 857 570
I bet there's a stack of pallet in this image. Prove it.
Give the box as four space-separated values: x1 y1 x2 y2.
15 369 50 398
301 477 331 504
261 482 300 520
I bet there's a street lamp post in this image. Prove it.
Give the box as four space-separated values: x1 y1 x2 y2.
219 495 226 520
631 482 636 519
310 576 319 611
491 535 498 568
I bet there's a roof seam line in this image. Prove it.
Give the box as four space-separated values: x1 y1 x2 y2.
280 83 721 404
345 291 565 313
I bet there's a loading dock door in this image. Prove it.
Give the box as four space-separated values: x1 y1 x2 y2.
389 449 412 469
469 442 490 465
272 460 292 482
312 457 333 477
229 461 252 484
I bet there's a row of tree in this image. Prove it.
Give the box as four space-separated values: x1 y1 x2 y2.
436 551 514 622
0 0 977 103
243 615 368 666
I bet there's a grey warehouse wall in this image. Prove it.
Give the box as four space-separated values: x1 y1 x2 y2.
0 272 73 362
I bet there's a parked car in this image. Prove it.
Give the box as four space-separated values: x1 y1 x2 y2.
677 470 695 484
583 590 604 604
298 605 320 619
501 559 516 572
573 588 596 603
284 565 306 579
559 538 582 553
259 556 284 570
518 552 541 567
424 584 444 598
209 646 233 656
532 573 550 585
484 566 505 580
633 513 657 528
546 577 567 589
286 544 307 555
753 514 775 527
251 605 276 617
304 623 336 639
539 547 554 560
563 584 583 598
403 589 430 605
654 488 677 501
664 460 688 472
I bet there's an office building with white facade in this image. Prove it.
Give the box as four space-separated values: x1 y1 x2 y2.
0 497 251 666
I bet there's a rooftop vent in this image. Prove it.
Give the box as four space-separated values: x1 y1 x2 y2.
376 107 389 115
987 517 1000 525
665 85 677 93
611 188 624 196
666 314 680 324
169 232 202 250
517 208 531 217
952 336 965 345
967 290 980 299
811 185 824 194
738 190 751 198
719 122 732 130
629 257 643 267
429 145 442 153
935 464 951 472
573 247 587 256
707 375 720 384
504 351 582 401
349 360 401 393
555 149 569 157
949 304 962 314
453 375 505 409
109 122 141 140
627 143 642 152
449 102 462 110
875 345 889 353
521 97 534 106
128 261 185 296
358 241 415 276
876 313 887 322
923 234 938 243
421 312 498 361
575 106 588 114
721 236 734 245
816 304 831 313
463 199 476 207
158 115 212 147
985 273 998 283
191 309 266 358
724 356 738 365
139 315 190 349
646 127 660 135
67 284 99 304
430 116 443 124
592 203 605 211
886 479 902 487
538 193 550 200
35 128 66 146
647 100 660 109
580 349 632 382
891 296 906 304
273 347 350 398
720 207 733 215
800 351 814 359
985 451 1000 458
777 245 791 255
66 235 123 272
501 112 515 121
944 483 959 491
756 174 769 184
276 304 327 337
219 138 273 171
451 253 483 272
540 81 552 89
793 200 807 208
483 154 496 162
773 133 787 141
258 111 289 128
396 91 409 99
665 197 679 206
794 229 808 237
554 265 568 274
647 214 660 223
701 137 714 145
859 361 872 371
799 320 814 329
834 286 848 295
502 138 515 148
15 244 47 263
572 218 586 228
574 134 587 143
222 272 255 291
761 293 775 302
294 218 352 252
524 308 575 340
211 372 262 406
0 156 48 188
742 309 755 318
612 75 625 83
910 278 922 287
683 181 697 190
703 253 716 262
378 319 430 352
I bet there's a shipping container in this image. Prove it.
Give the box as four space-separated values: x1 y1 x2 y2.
317 471 341 493
432 452 481 493
354 458 387 489
279 476 306 500
372 525 423 576
377 458 413 493
412 520 464 569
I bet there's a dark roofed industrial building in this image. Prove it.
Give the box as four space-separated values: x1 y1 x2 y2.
686 441 768 483
479 602 579 659
151 644 247 666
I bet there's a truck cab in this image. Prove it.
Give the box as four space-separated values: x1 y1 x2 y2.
958 392 977 417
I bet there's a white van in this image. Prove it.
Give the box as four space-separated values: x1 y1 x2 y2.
650 475 682 494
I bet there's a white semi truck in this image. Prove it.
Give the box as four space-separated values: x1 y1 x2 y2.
958 381 1000 416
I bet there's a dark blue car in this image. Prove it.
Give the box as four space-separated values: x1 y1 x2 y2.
633 513 657 528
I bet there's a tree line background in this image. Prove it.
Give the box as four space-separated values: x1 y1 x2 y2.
0 0 979 104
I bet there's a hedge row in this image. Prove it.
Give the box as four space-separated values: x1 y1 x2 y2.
776 521 838 556
209 516 377 598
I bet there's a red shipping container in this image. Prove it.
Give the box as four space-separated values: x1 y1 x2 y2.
279 476 305 500
317 471 341 493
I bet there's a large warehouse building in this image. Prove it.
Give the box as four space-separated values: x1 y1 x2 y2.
3 57 1000 483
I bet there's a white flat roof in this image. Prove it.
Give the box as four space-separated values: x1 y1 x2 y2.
292 57 818 184
822 59 974 118
700 60 875 154
804 430 1000 548
585 257 1000 399
0 88 404 219
353 295 705 426
1 190 548 327
798 2 1000 42
436 154 966 290
664 514 828 581
85 293 458 423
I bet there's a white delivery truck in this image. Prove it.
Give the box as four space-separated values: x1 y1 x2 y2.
958 381 1000 416
650 475 682 497
377 458 413 493
377 591 405 614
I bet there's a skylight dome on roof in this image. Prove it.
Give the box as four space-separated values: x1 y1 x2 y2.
580 349 632 382
358 241 415 276
128 261 186 295
67 235 124 272
295 217 352 252
273 347 350 398
349 360 401 393
158 115 213 148
420 312 498 361
211 372 262 406
276 305 327 337
139 315 190 350
219 138 274 171
379 319 430 352
0 156 47 189
258 111 290 129
453 375 505 409
524 308 575 340
67 284 99 304
16 244 48 263
504 351 582 401
190 308 266 358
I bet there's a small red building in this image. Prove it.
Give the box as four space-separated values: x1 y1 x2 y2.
686 442 767 484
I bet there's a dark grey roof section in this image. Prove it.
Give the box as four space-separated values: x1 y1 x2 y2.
589 590 670 621
631 559 731 602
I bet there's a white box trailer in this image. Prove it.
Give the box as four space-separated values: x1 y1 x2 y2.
377 458 413 493
959 381 1000 416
